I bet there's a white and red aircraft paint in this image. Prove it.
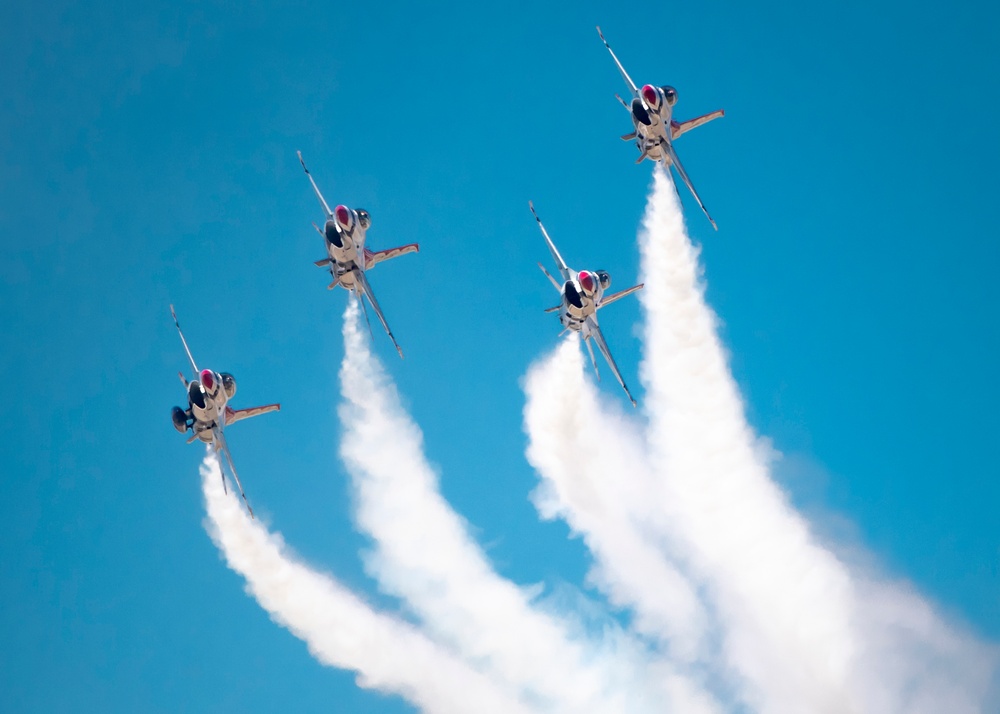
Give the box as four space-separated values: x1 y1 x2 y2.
598 26 724 230
530 202 644 406
170 305 279 518
298 151 418 358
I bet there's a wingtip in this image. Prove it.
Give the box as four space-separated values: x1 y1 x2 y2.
297 150 308 172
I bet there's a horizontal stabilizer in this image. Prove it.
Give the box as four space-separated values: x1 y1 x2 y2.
314 258 331 267
544 305 561 313
621 132 637 141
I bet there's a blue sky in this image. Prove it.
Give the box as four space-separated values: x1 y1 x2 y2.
2 0 998 711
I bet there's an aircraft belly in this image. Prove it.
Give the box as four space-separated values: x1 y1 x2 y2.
328 244 359 265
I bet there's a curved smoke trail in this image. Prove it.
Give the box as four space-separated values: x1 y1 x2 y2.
337 301 696 713
523 168 998 714
199 454 535 714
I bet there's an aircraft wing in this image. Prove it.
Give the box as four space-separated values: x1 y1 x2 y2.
365 243 420 269
671 110 725 140
599 283 644 309
298 151 333 218
170 305 199 377
596 26 638 98
663 143 718 231
586 317 638 407
212 425 255 519
353 267 404 358
225 403 281 425
529 201 572 283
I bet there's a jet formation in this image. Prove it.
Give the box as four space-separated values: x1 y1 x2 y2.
170 28 723 513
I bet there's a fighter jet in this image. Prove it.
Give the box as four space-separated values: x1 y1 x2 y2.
530 202 644 406
169 305 279 518
297 151 418 358
597 26 724 230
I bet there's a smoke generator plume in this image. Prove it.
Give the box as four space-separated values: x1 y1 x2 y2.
199 453 534 714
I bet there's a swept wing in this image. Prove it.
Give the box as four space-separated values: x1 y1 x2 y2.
298 151 333 218
599 283 644 309
671 110 725 140
529 201 572 282
225 403 281 425
586 317 638 407
353 267 404 359
365 243 420 269
596 26 638 98
212 425 255 519
170 304 199 378
663 143 717 230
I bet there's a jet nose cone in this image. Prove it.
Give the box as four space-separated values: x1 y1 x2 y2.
641 84 658 107
200 369 215 392
578 270 595 293
335 205 351 227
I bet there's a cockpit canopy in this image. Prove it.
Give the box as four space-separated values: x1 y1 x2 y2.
596 271 611 290
221 372 237 399
661 85 678 107
356 209 371 230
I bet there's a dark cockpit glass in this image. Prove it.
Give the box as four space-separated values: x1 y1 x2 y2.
221 372 237 399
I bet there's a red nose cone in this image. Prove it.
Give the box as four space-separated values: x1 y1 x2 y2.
578 270 595 293
335 205 351 227
200 369 214 391
642 84 658 106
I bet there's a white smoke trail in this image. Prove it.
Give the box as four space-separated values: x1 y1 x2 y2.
336 301 684 713
523 337 712 660
636 167 998 713
199 454 535 714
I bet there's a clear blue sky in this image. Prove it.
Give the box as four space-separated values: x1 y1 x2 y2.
2 0 998 711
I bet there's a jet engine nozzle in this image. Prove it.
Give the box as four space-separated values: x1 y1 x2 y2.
171 406 189 433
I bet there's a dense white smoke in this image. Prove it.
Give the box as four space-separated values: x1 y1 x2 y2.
199 169 997 714
199 454 534 714
523 167 998 713
337 300 715 713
